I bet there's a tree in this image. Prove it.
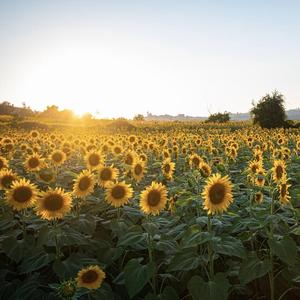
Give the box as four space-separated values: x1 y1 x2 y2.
133 114 145 121
206 112 230 123
251 91 286 128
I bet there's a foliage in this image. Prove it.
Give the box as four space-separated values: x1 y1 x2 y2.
133 114 145 121
206 112 230 123
0 123 300 300
251 90 287 128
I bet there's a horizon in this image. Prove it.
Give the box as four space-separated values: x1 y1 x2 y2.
1 1 300 118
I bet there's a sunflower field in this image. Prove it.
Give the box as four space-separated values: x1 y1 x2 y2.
1 123 300 300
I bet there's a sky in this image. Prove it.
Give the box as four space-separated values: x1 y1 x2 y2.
0 0 299 118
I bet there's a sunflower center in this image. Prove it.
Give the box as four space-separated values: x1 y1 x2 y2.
275 166 283 179
89 154 100 166
2 175 15 188
39 171 54 182
81 270 99 284
280 184 287 197
164 164 171 173
43 194 64 211
209 183 226 204
13 186 33 203
100 168 112 181
114 147 121 154
125 155 133 165
192 157 200 166
78 176 91 191
28 157 39 168
147 190 161 206
134 164 143 175
52 152 63 162
111 186 126 199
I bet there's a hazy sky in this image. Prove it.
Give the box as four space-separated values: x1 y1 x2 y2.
0 0 299 118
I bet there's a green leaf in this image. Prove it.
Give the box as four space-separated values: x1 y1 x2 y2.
2 236 30 263
117 231 147 247
180 225 211 248
167 249 202 271
214 236 246 258
124 258 155 298
188 273 230 300
268 236 297 265
19 251 55 274
239 252 271 284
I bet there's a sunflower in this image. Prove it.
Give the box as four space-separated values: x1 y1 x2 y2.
85 150 103 170
202 173 233 215
189 154 202 169
73 170 95 198
76 265 106 290
30 130 39 139
105 181 133 207
98 165 119 187
5 179 39 211
254 192 264 204
0 156 9 170
0 169 18 190
140 182 168 215
272 160 286 183
132 161 146 182
36 187 72 220
199 162 211 178
254 168 265 187
279 179 291 204
161 158 175 180
25 154 45 172
124 151 136 166
50 150 67 166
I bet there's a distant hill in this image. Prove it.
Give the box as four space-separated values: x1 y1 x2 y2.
145 109 300 121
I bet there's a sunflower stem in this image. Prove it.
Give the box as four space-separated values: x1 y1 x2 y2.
207 214 214 279
147 231 156 295
53 220 60 259
269 188 275 300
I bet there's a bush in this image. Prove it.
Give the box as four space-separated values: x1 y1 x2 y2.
251 91 286 128
206 112 230 123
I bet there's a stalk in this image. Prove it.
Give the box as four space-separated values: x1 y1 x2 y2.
207 214 214 279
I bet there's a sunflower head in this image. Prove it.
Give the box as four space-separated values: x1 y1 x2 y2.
76 265 106 290
38 168 56 183
132 161 146 182
140 182 168 215
85 151 103 170
36 187 72 220
161 159 175 180
105 181 133 207
25 154 44 172
254 192 264 204
189 154 202 169
279 179 291 205
202 173 233 215
98 165 118 187
5 178 39 211
272 160 286 183
0 169 18 190
199 162 211 178
73 170 95 198
50 150 67 166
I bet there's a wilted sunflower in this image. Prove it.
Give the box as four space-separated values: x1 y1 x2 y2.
50 150 67 166
279 179 291 204
272 160 286 183
140 182 168 215
105 181 133 207
0 156 9 170
25 154 45 172
0 169 18 190
98 165 118 187
73 170 95 198
161 158 175 180
132 161 146 182
36 187 72 220
85 150 103 170
202 173 233 215
5 179 39 211
76 265 106 290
